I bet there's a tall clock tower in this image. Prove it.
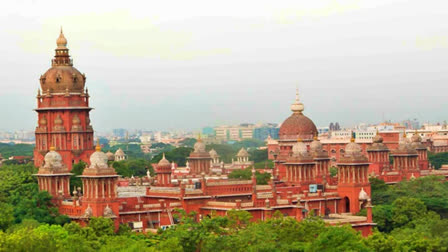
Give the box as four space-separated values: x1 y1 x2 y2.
34 29 94 171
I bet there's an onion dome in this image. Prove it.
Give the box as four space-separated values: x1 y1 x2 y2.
292 139 307 155
89 142 109 169
237 148 249 157
209 149 219 158
194 139 206 153
56 28 68 48
279 88 317 141
43 146 63 169
158 153 171 167
345 138 362 156
106 151 115 161
40 29 86 94
358 188 369 200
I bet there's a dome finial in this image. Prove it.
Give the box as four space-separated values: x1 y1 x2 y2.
49 146 56 151
290 87 304 114
56 27 68 49
95 138 101 152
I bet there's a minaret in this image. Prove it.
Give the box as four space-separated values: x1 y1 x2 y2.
34 29 94 171
188 135 212 175
284 139 315 188
367 130 390 176
337 138 371 213
310 135 331 184
155 153 172 186
78 141 120 228
35 146 73 200
391 132 419 179
410 131 429 170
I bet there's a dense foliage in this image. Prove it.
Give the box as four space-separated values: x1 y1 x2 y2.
227 167 271 185
428 151 448 169
0 143 34 159
0 164 69 231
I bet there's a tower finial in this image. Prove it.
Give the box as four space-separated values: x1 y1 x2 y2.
56 27 68 49
95 138 101 151
290 87 304 114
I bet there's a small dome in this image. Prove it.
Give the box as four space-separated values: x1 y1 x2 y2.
292 139 307 155
358 188 369 200
372 132 383 143
310 136 323 152
411 132 422 143
90 144 108 169
194 140 206 153
106 151 114 161
237 148 249 157
115 148 125 156
397 132 416 152
345 139 362 156
158 153 170 167
209 149 219 158
44 147 63 168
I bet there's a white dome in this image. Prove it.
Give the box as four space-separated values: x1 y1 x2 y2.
44 147 63 168
115 148 125 156
209 149 219 158
358 188 369 200
90 150 109 169
237 148 249 157
292 140 307 155
194 140 206 153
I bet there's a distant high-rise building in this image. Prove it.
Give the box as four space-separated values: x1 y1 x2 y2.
253 126 279 141
202 127 215 136
112 128 127 138
329 122 341 131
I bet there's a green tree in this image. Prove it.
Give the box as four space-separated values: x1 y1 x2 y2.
308 225 371 252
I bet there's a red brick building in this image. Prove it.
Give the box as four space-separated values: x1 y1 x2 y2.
35 32 375 236
34 29 95 171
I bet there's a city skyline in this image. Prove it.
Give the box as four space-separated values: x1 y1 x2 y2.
1 0 448 132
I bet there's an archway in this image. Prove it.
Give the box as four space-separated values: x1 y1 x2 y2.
344 197 350 213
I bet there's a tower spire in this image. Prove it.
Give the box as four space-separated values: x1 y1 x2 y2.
290 87 304 114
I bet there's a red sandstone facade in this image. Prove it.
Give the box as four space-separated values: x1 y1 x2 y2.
34 29 94 171
35 32 376 236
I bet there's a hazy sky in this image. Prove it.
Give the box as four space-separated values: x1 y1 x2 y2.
1 0 447 132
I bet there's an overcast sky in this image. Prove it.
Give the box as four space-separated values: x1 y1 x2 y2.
1 0 447 132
